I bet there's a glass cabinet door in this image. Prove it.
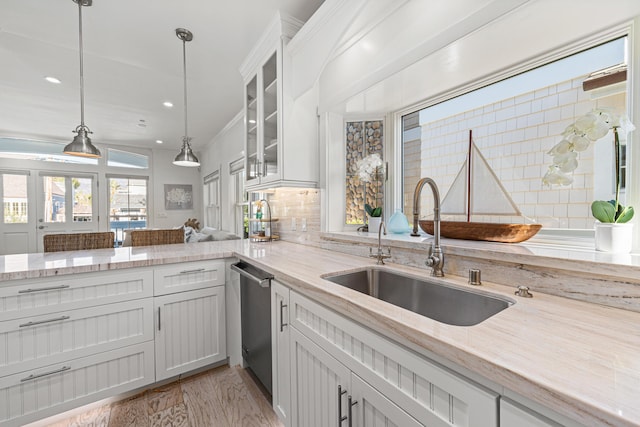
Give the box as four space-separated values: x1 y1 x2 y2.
262 52 278 180
245 75 259 182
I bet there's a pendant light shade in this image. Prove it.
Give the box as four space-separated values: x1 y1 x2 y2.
64 0 101 159
173 28 200 167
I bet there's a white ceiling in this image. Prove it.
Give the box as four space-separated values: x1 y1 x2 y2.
0 0 324 152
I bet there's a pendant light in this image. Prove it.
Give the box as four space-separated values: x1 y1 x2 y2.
173 28 200 167
63 0 101 158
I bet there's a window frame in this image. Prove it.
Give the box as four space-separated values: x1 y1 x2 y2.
391 25 634 242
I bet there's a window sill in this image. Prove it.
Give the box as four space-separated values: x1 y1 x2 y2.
320 230 640 280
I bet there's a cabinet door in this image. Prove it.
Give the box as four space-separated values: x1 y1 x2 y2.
154 286 226 381
260 51 280 184
245 74 260 185
351 373 424 427
271 280 290 425
290 327 351 427
500 399 562 427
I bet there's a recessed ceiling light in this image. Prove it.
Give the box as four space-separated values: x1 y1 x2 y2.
163 101 173 108
156 140 163 144
45 76 61 84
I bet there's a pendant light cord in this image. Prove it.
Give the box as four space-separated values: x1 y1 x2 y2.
182 38 189 142
77 0 86 129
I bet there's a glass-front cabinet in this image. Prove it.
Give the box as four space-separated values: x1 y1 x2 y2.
241 13 318 191
244 52 279 187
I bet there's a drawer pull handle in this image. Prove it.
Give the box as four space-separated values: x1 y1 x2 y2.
18 285 70 294
19 316 70 328
338 385 347 424
179 268 206 274
21 366 71 382
158 307 161 331
279 301 288 332
348 395 358 427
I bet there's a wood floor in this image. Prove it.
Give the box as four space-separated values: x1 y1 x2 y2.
43 365 283 427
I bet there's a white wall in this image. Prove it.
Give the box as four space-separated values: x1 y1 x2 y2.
200 111 244 233
151 148 203 229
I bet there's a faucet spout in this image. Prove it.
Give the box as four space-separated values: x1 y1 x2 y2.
411 177 444 277
369 220 391 265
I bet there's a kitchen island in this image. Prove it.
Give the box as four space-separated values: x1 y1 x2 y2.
1 239 638 427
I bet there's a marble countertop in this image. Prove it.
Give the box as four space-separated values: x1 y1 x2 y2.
1 240 639 426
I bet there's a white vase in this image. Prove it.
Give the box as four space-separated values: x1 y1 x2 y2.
594 222 633 253
368 216 382 234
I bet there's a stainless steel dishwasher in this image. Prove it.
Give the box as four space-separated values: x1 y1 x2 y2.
230 261 274 394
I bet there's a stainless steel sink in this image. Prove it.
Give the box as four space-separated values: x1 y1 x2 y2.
323 268 513 326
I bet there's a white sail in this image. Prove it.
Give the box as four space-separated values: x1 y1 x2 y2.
441 139 521 217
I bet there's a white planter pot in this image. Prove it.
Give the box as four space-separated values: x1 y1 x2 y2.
594 222 633 253
368 216 382 234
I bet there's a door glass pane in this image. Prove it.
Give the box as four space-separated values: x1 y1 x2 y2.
109 177 148 244
72 177 93 222
3 174 28 223
43 176 65 223
246 76 258 179
263 52 278 178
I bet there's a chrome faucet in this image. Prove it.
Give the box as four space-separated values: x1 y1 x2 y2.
411 177 444 277
369 220 391 265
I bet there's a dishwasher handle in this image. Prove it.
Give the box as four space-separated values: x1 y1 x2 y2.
231 262 273 288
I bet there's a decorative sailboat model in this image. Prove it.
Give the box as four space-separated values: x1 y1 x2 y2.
419 130 541 243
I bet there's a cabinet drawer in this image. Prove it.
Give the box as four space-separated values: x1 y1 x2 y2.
0 341 155 427
153 260 225 295
0 269 153 321
290 291 499 427
0 298 154 378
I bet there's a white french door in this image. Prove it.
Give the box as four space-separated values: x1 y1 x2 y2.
0 171 35 254
36 172 100 251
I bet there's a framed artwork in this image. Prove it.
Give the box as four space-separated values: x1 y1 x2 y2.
164 184 193 210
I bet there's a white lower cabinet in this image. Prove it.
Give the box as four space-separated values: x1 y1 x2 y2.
500 399 562 427
0 341 155 427
351 373 423 427
1 260 229 427
290 326 421 427
277 287 499 427
290 327 351 427
271 280 291 426
154 286 226 381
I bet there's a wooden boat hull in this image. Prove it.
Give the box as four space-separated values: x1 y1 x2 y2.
419 220 542 243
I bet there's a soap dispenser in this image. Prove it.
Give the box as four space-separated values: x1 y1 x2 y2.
388 209 411 234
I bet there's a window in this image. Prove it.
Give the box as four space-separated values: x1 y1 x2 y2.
107 148 149 169
230 158 248 237
345 120 384 225
2 173 28 223
0 138 98 165
108 176 148 244
402 37 628 232
204 170 220 229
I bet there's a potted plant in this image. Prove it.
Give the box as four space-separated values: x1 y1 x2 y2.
356 153 384 233
543 108 635 252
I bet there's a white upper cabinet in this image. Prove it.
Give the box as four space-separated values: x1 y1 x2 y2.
241 12 318 191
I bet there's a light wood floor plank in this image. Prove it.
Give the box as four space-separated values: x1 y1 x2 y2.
149 402 190 427
42 364 281 427
107 393 150 427
147 382 184 415
237 367 284 427
210 366 283 427
45 405 111 427
181 368 227 426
